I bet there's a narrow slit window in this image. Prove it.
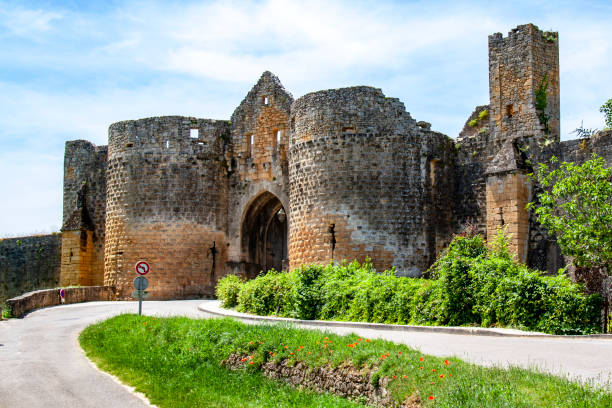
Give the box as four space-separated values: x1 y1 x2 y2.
263 96 269 105
166 140 170 149
506 104 514 118
190 129 199 138
276 130 282 146
250 134 254 155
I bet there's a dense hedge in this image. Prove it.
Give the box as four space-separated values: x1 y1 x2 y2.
216 234 603 334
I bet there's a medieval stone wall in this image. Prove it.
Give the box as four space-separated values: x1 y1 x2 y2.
0 235 61 303
61 140 107 286
454 105 491 234
104 116 230 299
289 86 454 276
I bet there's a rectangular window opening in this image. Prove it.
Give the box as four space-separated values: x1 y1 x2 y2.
263 96 269 105
166 140 170 149
276 130 282 146
190 129 199 138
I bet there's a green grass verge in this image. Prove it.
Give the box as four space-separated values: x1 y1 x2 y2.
80 315 612 407
1 303 11 319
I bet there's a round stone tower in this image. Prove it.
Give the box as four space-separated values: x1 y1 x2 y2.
104 116 230 298
289 87 439 276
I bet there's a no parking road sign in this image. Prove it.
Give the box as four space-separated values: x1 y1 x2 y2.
135 260 150 275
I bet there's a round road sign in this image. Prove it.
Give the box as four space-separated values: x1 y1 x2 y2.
134 276 149 291
59 288 66 299
135 260 150 276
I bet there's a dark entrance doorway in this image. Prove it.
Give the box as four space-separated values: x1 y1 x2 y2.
241 192 288 278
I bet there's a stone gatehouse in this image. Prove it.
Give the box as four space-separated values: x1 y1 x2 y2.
57 24 612 299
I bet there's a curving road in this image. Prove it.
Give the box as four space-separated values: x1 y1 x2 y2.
0 300 611 408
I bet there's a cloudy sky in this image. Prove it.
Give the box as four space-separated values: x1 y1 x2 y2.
1 0 611 237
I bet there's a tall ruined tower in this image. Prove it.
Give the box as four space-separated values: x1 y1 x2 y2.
488 24 560 145
485 24 560 263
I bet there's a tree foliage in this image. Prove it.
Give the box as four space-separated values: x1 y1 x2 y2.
601 98 612 129
528 155 612 273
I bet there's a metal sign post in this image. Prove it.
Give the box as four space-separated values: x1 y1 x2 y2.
133 260 150 316
133 276 149 316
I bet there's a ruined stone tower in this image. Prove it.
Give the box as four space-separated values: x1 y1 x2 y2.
56 24 612 298
486 24 560 263
488 23 560 145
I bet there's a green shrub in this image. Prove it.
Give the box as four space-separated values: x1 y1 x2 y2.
218 232 602 334
468 118 479 127
236 269 297 316
216 274 243 308
294 265 325 319
478 109 489 120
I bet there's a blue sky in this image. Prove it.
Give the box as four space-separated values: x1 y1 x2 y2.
1 0 611 236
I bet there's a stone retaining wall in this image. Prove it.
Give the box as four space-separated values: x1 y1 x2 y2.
5 285 114 317
224 353 417 407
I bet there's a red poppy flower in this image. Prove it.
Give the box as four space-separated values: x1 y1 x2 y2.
419 357 424 362
428 395 435 400
249 361 254 365
432 369 436 372
366 339 371 343
444 360 450 365
403 375 407 379
440 374 445 378
419 366 423 370
290 352 294 355
393 375 397 379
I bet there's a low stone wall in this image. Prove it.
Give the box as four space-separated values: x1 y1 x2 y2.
5 286 115 317
224 353 417 407
0 234 62 304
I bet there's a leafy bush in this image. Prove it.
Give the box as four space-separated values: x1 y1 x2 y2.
478 109 489 120
216 274 243 308
216 234 602 334
468 118 479 127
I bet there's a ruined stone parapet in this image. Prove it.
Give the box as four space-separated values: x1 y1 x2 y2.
61 140 107 286
104 116 230 299
288 86 447 276
489 24 559 144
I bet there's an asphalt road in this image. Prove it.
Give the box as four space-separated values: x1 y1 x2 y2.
1 300 611 408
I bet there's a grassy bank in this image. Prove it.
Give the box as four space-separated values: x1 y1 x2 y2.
80 315 611 407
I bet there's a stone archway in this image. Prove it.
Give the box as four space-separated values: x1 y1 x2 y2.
241 192 288 278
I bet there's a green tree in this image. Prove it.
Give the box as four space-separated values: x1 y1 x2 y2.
601 98 612 129
528 155 612 273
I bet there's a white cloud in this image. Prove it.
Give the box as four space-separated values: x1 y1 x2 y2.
0 5 63 38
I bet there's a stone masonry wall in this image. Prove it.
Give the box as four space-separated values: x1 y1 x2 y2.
226 72 292 274
61 140 107 286
489 24 560 144
486 172 531 263
104 117 230 299
0 235 61 303
289 86 453 276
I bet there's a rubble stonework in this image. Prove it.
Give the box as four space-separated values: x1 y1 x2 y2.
44 23 611 299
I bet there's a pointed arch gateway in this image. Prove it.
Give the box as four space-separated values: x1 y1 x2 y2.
241 191 288 278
